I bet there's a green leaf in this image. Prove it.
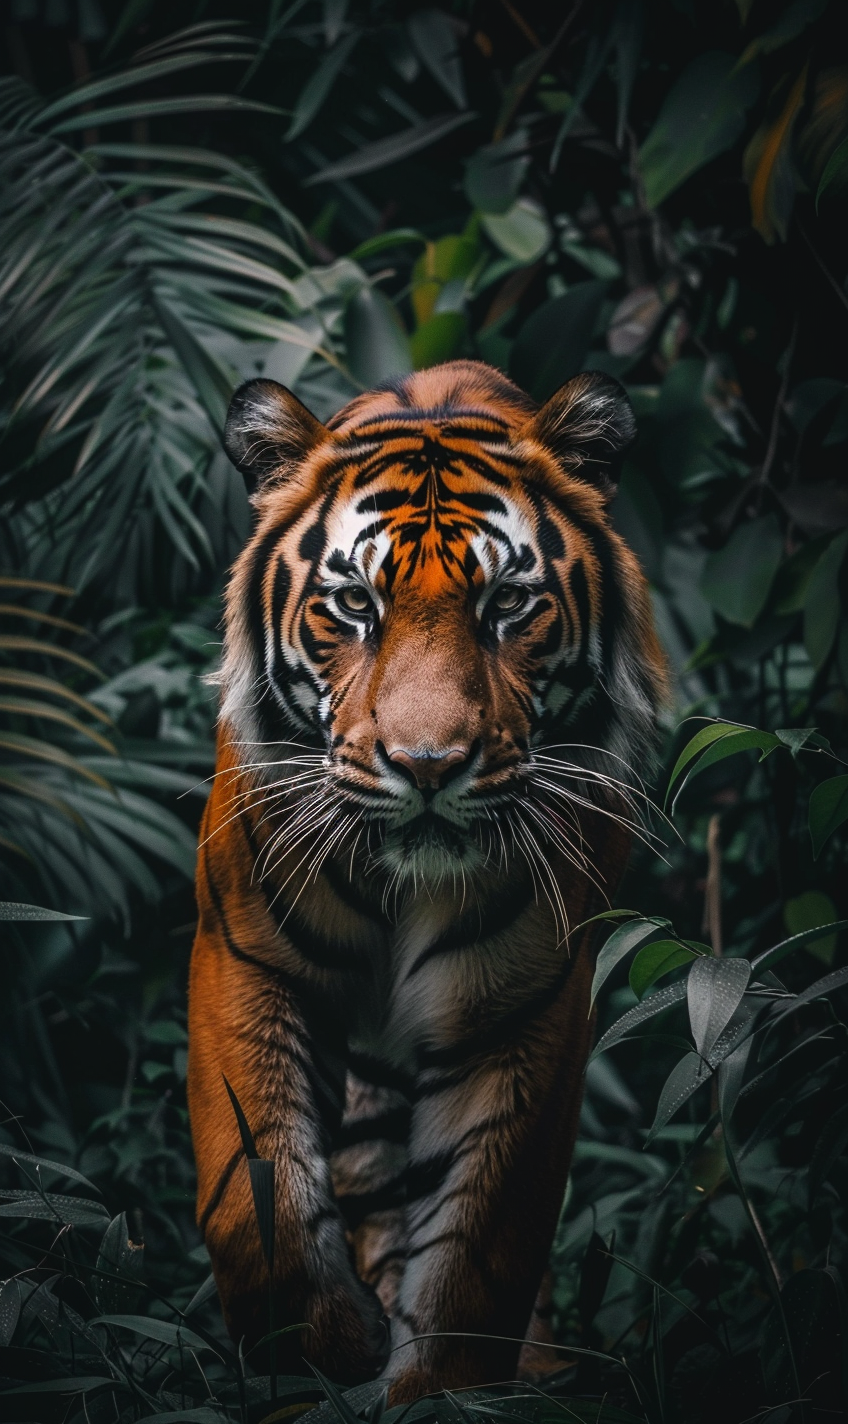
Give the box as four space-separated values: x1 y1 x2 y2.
287 32 358 140
94 1213 145 1314
0 1190 109 1226
151 295 238 434
804 530 847 668
809 1103 848 1206
344 287 412 387
407 8 467 109
305 112 476 184
809 775 848 859
47 95 282 135
591 981 688 1059
130 1411 229 1423
646 1051 711 1144
480 198 551 265
0 901 87 920
0 1377 122 1396
464 132 529 214
409 312 467 369
639 51 760 207
0 1279 22 1347
665 721 782 812
0 1142 100 1192
816 133 848 206
751 919 848 977
590 917 670 1008
629 940 700 1000
783 890 839 964
510 281 608 401
700 514 783 627
687 956 751 1060
89 1313 212 1352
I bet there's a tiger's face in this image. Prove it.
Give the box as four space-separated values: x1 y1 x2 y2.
219 362 666 884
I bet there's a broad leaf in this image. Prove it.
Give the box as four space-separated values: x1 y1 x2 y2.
480 198 551 265
591 981 688 1059
0 1190 109 1226
590 917 669 1007
407 8 466 109
464 132 529 214
639 51 760 208
804 531 848 668
510 281 608 401
687 957 751 1060
666 723 782 812
94 1213 145 1314
344 287 412 386
629 939 701 1000
809 775 848 859
751 919 848 977
646 1052 711 1144
700 514 783 628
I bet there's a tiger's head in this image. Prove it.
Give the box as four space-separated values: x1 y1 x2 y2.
218 361 667 886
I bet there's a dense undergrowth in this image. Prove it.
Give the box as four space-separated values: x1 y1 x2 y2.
1 2 847 1420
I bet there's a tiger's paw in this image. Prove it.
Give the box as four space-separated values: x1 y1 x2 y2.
302 1279 391 1383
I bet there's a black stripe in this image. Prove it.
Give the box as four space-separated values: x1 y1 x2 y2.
335 1105 411 1148
417 958 575 1070
407 882 533 976
346 1051 415 1096
198 1147 241 1234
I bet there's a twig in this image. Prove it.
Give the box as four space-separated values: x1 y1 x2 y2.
758 318 797 486
494 0 585 140
702 812 723 957
797 220 848 318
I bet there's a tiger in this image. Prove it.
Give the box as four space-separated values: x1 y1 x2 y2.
187 359 667 1401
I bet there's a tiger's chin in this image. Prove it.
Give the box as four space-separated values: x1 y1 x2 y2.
374 813 488 888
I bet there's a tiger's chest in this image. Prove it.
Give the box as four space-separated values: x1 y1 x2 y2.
285 879 565 1074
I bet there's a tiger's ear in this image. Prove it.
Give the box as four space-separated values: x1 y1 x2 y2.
526 371 636 492
224 379 329 491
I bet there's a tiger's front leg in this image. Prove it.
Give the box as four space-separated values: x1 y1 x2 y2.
383 942 595 1401
188 874 389 1382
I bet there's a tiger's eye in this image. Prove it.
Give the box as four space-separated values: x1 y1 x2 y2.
338 586 373 615
491 585 528 614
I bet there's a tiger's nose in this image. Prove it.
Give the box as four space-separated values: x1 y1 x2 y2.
382 743 474 792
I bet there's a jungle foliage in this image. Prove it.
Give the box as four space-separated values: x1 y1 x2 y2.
0 1 847 1420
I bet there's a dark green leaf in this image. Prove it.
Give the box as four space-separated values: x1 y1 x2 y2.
687 957 751 1060
305 112 476 184
0 1142 100 1192
700 514 784 627
629 939 700 999
94 1212 145 1314
89 1313 213 1352
510 282 608 401
407 8 466 109
0 900 87 920
591 981 688 1059
287 33 358 141
639 51 760 207
646 1052 711 1144
804 531 847 668
751 919 848 977
809 775 848 859
464 133 529 215
816 133 848 206
590 917 669 1007
344 287 412 386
